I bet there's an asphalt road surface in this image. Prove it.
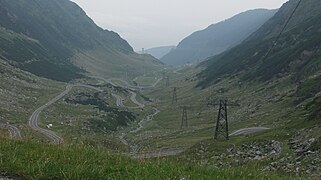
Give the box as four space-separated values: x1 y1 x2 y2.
129 91 145 109
112 93 125 107
28 84 103 144
229 127 270 136
93 76 144 109
0 124 22 139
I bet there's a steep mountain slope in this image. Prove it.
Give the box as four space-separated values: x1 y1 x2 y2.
73 47 163 79
0 0 163 81
0 23 83 81
199 0 321 95
139 46 175 59
161 9 277 66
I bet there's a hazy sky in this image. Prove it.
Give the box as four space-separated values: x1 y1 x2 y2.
71 0 288 51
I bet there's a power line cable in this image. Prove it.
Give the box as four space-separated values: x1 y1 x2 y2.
262 0 302 61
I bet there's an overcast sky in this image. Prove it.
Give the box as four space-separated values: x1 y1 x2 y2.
71 0 288 51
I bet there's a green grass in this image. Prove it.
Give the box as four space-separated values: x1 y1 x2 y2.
38 87 136 150
122 66 320 180
0 57 319 179
0 129 8 137
0 58 66 141
73 49 165 80
134 76 160 86
0 138 291 179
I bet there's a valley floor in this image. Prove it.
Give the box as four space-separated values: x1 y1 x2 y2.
1 66 320 179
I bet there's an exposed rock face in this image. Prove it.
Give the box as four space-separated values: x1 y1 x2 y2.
226 140 282 161
186 127 321 177
263 127 321 176
0 176 15 180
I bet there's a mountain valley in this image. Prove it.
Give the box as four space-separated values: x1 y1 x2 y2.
1 0 321 179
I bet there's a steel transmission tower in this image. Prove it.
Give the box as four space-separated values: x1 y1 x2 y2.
172 87 178 104
214 100 229 140
208 99 239 140
181 106 188 128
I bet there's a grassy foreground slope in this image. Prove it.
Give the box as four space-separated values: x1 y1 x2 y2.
0 138 289 179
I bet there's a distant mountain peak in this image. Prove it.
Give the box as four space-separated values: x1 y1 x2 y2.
138 46 176 59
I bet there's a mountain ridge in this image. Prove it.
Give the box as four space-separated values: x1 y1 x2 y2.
161 9 277 66
199 0 321 89
0 0 162 81
138 46 175 59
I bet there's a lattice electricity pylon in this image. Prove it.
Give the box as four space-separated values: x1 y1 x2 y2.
215 100 228 140
172 87 178 104
181 106 188 128
208 99 239 140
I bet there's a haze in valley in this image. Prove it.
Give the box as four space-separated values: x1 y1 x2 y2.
71 0 288 51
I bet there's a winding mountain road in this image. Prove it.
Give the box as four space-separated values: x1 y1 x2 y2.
93 76 145 109
92 76 271 158
229 127 270 136
129 91 145 109
109 77 161 108
112 93 125 107
95 77 162 155
0 124 21 139
92 76 186 158
28 84 103 144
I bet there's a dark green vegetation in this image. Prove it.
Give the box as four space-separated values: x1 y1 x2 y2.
199 0 321 90
65 92 136 131
0 0 163 81
161 9 277 66
0 138 290 179
0 27 83 81
305 96 321 120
